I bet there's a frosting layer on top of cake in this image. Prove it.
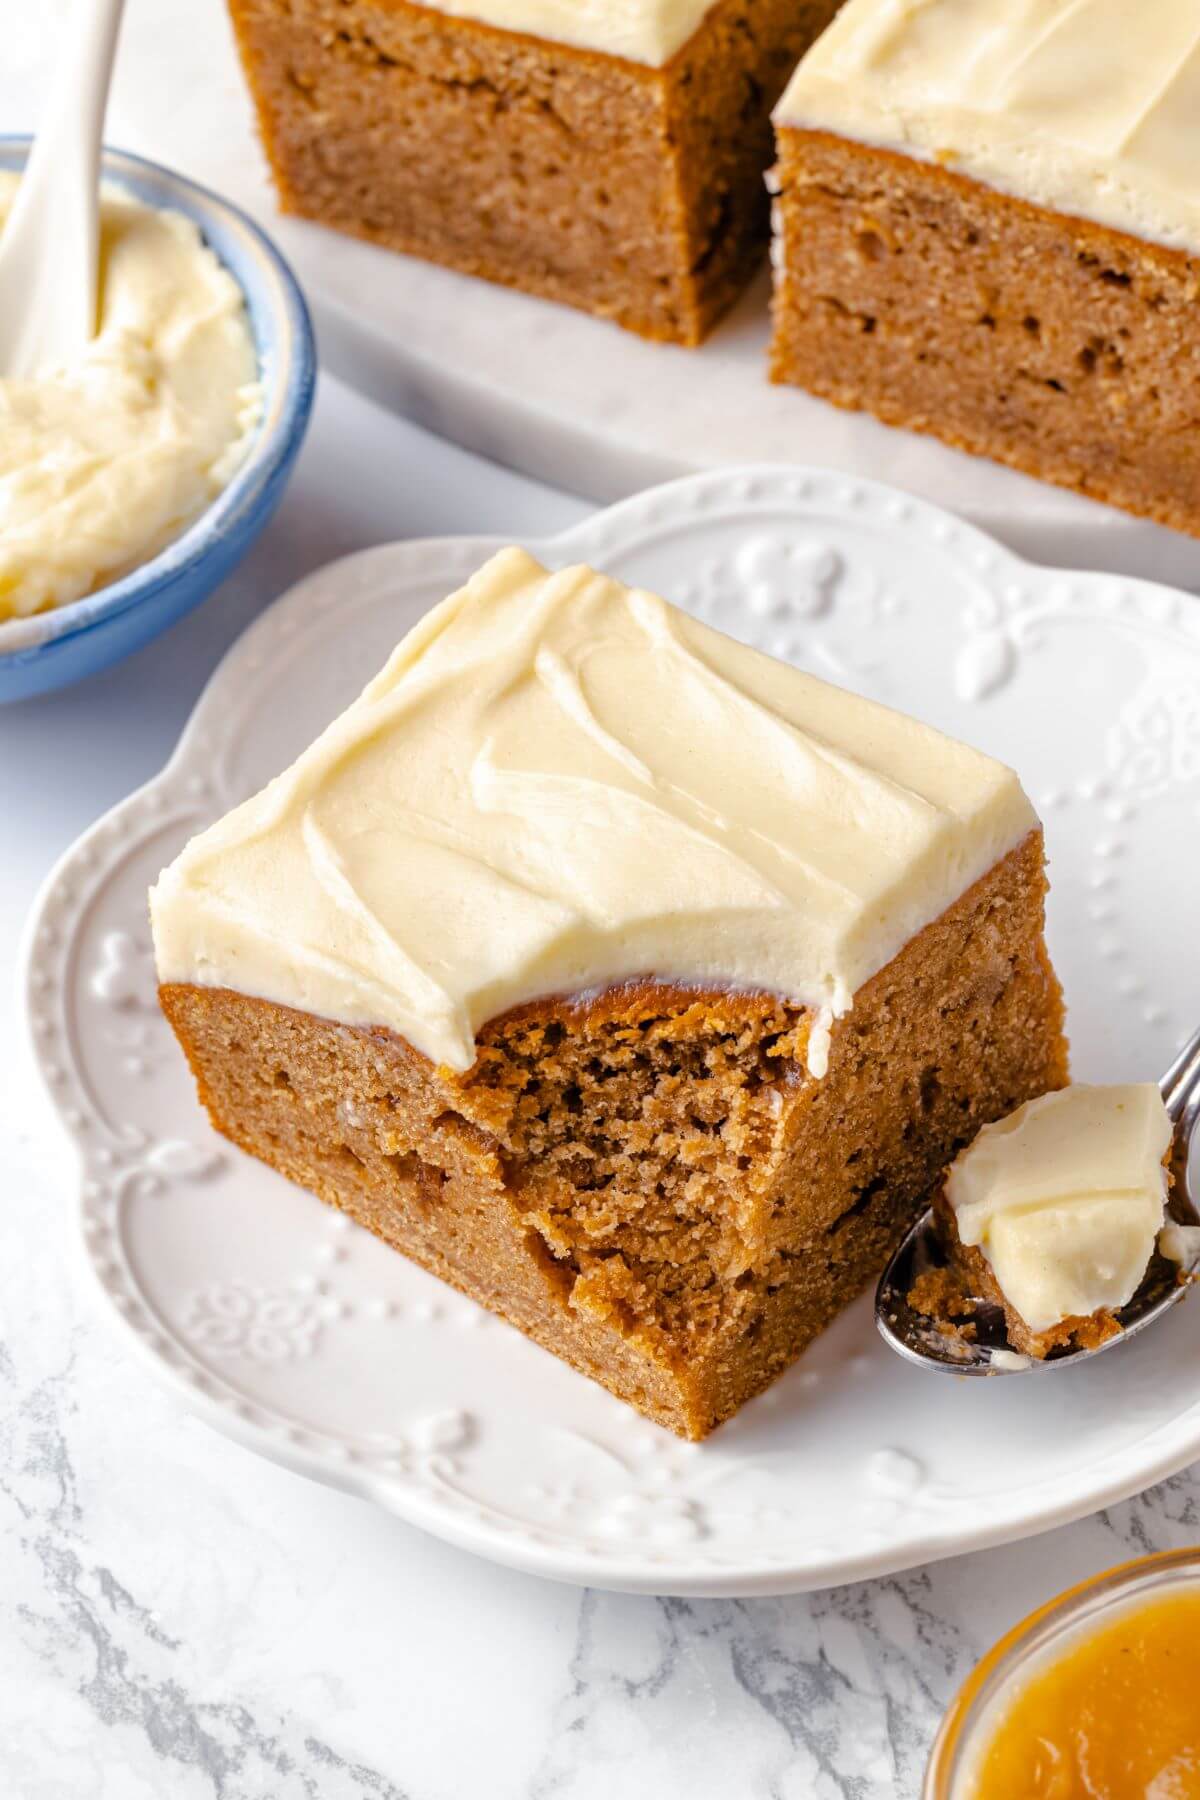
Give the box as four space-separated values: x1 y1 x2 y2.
150 548 1035 1076
404 0 715 66
775 0 1200 255
948 1084 1172 1332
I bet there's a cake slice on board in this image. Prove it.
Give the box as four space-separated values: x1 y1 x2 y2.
151 549 1067 1436
225 0 844 344
770 0 1200 535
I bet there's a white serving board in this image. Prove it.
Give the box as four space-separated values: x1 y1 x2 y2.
27 466 1200 1596
37 0 1200 586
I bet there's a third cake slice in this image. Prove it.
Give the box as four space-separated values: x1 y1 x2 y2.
151 549 1067 1436
770 0 1200 535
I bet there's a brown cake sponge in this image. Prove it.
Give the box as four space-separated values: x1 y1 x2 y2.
227 0 844 345
160 829 1067 1437
770 130 1200 536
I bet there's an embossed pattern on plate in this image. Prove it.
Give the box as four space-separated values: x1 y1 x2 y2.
25 467 1200 1596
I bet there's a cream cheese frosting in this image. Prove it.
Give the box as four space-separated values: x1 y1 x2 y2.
150 548 1036 1076
775 0 1200 256
0 175 261 623
947 1084 1173 1333
407 0 715 65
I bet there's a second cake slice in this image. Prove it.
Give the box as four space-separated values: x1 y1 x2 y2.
227 0 844 344
151 549 1067 1436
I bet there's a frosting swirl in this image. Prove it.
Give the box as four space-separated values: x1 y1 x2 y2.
151 548 1034 1075
776 0 1200 256
382 0 717 65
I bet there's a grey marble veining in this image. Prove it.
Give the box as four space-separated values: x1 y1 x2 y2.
2 1300 406 1799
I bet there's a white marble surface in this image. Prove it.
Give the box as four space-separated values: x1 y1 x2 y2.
3 372 1199 1798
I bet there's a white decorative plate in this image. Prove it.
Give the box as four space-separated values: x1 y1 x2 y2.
26 466 1200 1597
65 0 1200 588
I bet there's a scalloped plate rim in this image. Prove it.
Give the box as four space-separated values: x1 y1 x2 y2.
22 461 1200 1597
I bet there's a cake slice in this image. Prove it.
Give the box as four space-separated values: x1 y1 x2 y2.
226 0 844 345
769 0 1200 535
933 1084 1173 1360
151 548 1067 1437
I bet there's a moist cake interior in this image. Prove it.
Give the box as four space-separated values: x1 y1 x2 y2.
161 832 1065 1438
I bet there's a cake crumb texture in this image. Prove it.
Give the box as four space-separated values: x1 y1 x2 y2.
770 132 1200 536
161 832 1066 1437
226 0 841 344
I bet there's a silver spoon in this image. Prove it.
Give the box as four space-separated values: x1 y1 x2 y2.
876 1023 1200 1375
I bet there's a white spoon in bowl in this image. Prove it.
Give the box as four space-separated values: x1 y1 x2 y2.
0 0 126 379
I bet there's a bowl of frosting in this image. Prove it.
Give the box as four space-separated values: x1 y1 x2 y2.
0 138 316 702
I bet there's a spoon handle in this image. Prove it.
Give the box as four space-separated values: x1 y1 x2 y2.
1159 1021 1200 1209
1160 1022 1200 1120
0 0 126 379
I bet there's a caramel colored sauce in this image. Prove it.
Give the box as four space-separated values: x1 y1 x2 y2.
966 1589 1200 1799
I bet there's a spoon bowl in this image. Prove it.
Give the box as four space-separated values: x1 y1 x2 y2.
876 1024 1200 1375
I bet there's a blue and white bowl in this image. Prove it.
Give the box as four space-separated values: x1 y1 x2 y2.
0 139 316 703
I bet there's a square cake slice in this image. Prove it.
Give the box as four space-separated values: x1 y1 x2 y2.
151 548 1067 1437
769 0 1200 535
225 0 844 345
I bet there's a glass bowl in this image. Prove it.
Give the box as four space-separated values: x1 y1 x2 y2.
924 1544 1200 1797
0 138 316 703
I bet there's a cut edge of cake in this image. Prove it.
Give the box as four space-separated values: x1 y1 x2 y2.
226 0 844 345
768 0 1200 535
769 132 1200 539
157 828 1067 1437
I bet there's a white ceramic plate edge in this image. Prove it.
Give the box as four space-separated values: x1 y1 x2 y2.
24 463 1200 1595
